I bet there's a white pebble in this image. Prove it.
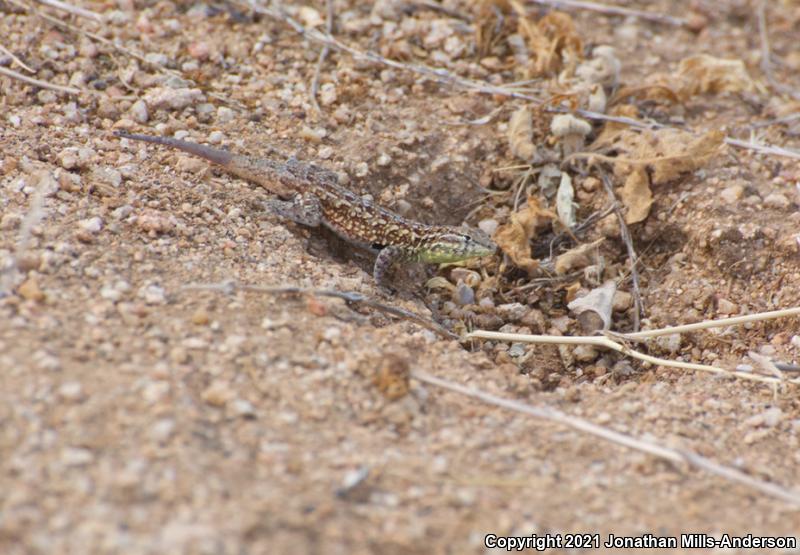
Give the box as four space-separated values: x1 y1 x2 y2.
61 447 93 466
354 162 369 177
140 284 166 305
217 106 235 123
79 217 103 233
58 381 84 402
130 99 149 123
151 418 176 442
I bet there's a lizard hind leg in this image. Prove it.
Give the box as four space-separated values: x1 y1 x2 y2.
373 245 406 286
264 193 323 227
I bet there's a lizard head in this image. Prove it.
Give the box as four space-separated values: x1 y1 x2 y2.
416 227 497 264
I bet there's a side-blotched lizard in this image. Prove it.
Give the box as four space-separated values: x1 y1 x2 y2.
115 131 496 284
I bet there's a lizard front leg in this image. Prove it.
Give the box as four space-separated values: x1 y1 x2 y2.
263 193 323 227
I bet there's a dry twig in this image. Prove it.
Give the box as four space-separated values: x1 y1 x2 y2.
413 370 800 507
180 281 459 340
0 43 35 73
466 330 800 387
309 0 334 114
623 306 800 340
600 173 642 331
724 137 800 161
0 65 83 95
757 1 800 101
36 0 102 21
528 0 687 27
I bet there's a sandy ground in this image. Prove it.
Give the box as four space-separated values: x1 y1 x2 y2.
2 0 800 553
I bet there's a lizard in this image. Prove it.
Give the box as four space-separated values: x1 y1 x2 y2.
114 131 496 284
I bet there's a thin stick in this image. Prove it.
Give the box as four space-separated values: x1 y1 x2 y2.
0 43 35 73
757 1 800 101
528 0 687 27
36 0 102 21
466 330 800 386
724 137 800 160
309 0 334 114
180 281 459 340
0 65 83 95
623 306 800 340
600 173 642 331
413 371 800 507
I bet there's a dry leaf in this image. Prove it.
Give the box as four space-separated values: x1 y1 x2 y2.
608 128 724 185
677 55 754 97
475 0 513 57
567 280 616 334
590 104 640 149
619 167 652 224
611 85 680 106
508 106 535 161
494 196 554 274
556 171 577 228
513 7 582 77
590 128 722 223
554 238 604 275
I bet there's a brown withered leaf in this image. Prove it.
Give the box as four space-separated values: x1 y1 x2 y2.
513 7 582 77
619 167 652 224
508 106 535 161
590 104 641 150
554 238 604 275
608 128 724 185
475 0 514 57
494 196 554 274
611 85 680 106
649 55 755 102
588 128 723 223
676 55 754 97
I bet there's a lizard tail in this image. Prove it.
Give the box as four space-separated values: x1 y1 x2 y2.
114 130 233 167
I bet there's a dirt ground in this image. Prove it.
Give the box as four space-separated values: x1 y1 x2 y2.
2 0 800 553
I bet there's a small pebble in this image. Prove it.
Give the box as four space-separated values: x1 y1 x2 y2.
58 381 84 402
716 298 737 315
320 83 338 106
229 399 256 418
764 192 790 209
217 106 235 123
191 308 210 325
354 162 369 177
478 219 498 237
150 418 176 443
18 277 45 302
453 281 475 305
79 217 103 233
497 303 527 322
654 333 681 353
574 345 599 362
130 99 149 123
61 447 94 466
140 284 166 305
202 381 234 407
720 184 744 204
143 87 204 111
